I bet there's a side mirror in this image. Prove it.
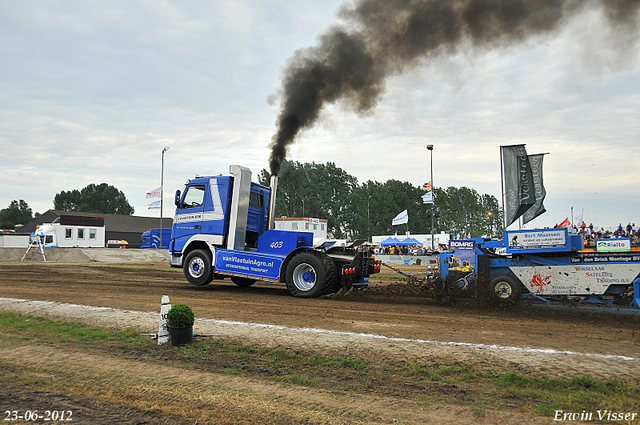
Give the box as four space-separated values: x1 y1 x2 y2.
174 190 181 207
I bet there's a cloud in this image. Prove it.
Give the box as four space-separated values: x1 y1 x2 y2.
0 0 638 230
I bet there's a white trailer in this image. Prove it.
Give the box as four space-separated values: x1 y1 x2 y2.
34 217 105 248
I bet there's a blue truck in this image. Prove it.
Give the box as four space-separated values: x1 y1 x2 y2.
140 228 172 249
437 227 640 308
169 165 380 297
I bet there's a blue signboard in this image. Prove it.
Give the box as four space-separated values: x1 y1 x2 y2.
215 249 283 281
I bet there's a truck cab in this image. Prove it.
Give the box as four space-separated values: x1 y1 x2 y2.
170 169 270 264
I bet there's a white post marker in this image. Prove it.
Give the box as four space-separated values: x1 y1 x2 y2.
158 295 171 345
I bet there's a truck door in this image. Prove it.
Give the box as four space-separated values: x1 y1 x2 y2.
172 184 206 252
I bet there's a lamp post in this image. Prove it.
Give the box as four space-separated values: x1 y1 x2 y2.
427 145 434 252
487 211 493 238
367 195 372 242
160 146 170 249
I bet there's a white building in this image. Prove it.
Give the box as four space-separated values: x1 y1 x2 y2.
275 217 328 241
0 232 30 248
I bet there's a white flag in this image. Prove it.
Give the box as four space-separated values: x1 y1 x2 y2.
421 192 433 204
392 209 408 226
576 209 584 227
146 187 161 198
148 200 161 209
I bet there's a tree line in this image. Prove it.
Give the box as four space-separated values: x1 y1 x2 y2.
259 161 503 240
53 184 134 216
0 184 134 230
2 162 503 240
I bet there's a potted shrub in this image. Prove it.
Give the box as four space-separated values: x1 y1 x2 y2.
166 303 195 346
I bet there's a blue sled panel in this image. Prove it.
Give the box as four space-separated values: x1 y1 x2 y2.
215 249 284 281
257 229 313 255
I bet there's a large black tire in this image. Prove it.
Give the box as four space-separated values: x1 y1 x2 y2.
183 249 213 286
487 273 522 305
231 276 256 287
285 251 338 298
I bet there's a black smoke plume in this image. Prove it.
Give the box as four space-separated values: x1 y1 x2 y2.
269 0 640 176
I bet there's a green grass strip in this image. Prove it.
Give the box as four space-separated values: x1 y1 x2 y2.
1 310 638 419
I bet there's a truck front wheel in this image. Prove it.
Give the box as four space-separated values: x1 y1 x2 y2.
184 249 213 286
286 251 337 298
487 273 521 305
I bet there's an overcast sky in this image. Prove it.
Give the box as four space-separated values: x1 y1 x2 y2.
1 0 639 232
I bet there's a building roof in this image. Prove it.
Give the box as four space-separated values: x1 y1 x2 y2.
17 210 173 235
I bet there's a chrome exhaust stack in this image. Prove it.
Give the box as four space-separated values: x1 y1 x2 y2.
268 174 278 230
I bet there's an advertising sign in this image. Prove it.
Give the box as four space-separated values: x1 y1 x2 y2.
447 240 477 295
215 250 283 281
521 153 546 224
510 263 640 296
502 145 536 226
596 239 631 253
506 228 567 253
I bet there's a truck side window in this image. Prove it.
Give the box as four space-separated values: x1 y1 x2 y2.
249 192 263 208
182 185 206 208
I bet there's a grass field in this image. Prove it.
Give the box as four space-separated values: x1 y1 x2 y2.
2 311 639 423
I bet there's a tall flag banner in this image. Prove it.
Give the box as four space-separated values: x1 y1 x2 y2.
421 191 433 204
147 200 161 210
502 144 536 227
146 187 161 198
522 153 547 224
392 209 408 226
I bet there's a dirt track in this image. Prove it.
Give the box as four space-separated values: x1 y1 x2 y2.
1 262 640 423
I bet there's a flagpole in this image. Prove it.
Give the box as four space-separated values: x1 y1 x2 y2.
160 146 170 249
427 145 434 252
571 206 574 230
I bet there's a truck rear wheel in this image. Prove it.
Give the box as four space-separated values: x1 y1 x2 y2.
286 251 338 298
231 276 256 287
487 273 521 305
183 249 213 286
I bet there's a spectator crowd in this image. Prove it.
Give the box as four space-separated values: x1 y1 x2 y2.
358 222 639 255
579 222 639 246
360 244 449 256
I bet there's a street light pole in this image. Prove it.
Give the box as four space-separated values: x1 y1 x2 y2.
427 145 434 252
367 195 372 242
160 146 170 249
